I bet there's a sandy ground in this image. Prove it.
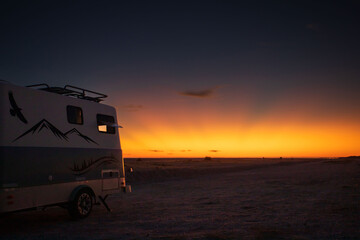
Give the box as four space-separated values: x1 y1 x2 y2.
1 158 359 240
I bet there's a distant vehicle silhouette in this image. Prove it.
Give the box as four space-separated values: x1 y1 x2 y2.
9 92 27 123
8 91 28 124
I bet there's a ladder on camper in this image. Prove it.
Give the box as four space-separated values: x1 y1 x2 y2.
27 84 108 103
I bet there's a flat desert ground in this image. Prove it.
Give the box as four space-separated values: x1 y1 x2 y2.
1 158 359 240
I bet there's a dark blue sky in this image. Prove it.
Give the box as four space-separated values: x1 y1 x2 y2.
2 0 360 91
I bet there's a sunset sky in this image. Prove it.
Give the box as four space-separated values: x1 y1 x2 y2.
1 1 360 158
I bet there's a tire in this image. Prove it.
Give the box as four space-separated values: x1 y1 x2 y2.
68 188 93 219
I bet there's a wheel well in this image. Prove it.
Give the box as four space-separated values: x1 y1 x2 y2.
69 185 96 202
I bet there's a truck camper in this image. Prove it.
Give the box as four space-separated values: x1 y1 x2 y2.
0 81 130 218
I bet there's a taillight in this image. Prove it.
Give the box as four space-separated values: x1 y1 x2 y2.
120 177 126 187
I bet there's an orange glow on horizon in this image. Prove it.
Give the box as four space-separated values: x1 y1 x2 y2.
117 111 360 158
120 124 360 158
113 87 360 158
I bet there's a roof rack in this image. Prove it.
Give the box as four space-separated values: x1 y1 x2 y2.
27 84 107 103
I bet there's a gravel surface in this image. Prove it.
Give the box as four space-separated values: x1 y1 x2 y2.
1 158 359 240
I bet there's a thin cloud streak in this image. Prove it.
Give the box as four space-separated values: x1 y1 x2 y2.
179 87 219 98
149 150 164 152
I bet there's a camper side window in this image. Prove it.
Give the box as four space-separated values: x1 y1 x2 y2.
67 106 83 125
97 114 115 134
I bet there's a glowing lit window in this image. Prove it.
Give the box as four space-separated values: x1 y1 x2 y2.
97 114 115 134
98 125 107 132
67 106 83 125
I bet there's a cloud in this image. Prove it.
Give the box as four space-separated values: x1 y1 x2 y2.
209 150 220 152
180 149 192 152
179 86 219 98
121 104 144 112
149 150 164 152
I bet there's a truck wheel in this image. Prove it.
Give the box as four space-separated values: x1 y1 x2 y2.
68 189 93 219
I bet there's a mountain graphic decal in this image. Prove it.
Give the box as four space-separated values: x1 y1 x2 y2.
13 119 97 144
13 119 68 142
65 128 98 145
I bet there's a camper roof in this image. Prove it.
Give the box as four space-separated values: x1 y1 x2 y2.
27 84 107 103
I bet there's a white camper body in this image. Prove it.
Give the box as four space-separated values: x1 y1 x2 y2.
0 81 129 218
